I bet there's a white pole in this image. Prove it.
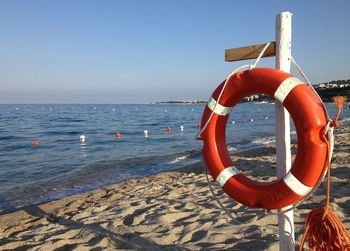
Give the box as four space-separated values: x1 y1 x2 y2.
275 12 294 251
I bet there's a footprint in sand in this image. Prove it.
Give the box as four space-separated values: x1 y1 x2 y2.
123 205 157 226
158 212 193 224
188 229 208 242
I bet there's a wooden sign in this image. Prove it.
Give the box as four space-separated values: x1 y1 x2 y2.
225 42 276 62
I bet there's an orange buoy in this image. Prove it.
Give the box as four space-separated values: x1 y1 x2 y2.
32 141 40 147
200 68 329 210
115 132 121 139
167 127 172 133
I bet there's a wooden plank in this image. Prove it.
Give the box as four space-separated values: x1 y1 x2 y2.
225 42 276 62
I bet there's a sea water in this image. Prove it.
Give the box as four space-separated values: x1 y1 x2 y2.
0 103 348 213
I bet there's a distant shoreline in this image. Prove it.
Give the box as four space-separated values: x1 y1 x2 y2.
153 100 207 104
155 83 350 104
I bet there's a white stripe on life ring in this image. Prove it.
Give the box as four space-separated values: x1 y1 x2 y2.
283 172 313 196
207 97 233 116
274 77 304 103
216 166 240 188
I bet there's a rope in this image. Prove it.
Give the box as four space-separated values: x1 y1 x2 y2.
284 59 349 249
199 47 349 246
197 42 271 139
331 96 347 127
197 41 350 249
196 64 250 139
202 164 268 224
199 42 271 223
298 96 350 251
202 165 240 224
246 57 332 217
291 56 330 121
250 42 272 69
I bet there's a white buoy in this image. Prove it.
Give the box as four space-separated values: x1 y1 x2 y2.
144 130 148 137
250 118 254 122
165 109 168 113
265 116 269 119
112 108 115 112
232 121 235 124
16 107 19 111
180 125 184 131
80 135 86 142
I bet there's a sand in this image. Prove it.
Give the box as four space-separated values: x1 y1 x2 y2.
1 126 349 250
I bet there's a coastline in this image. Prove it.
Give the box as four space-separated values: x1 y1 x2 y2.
1 126 349 250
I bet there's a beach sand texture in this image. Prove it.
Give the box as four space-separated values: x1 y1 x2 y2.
0 126 349 250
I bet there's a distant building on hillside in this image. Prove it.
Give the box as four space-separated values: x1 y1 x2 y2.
154 79 350 104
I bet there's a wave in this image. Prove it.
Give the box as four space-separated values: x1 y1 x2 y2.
168 154 189 164
45 130 82 136
52 118 86 123
0 134 285 214
0 135 22 141
226 135 276 153
251 136 276 145
0 149 203 213
228 146 237 152
340 116 350 124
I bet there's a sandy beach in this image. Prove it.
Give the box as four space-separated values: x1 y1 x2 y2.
1 125 349 250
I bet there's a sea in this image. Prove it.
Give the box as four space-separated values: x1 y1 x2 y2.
0 103 349 214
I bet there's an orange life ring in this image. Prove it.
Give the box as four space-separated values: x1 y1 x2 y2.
200 68 329 210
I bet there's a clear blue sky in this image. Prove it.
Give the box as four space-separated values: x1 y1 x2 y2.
1 0 349 104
